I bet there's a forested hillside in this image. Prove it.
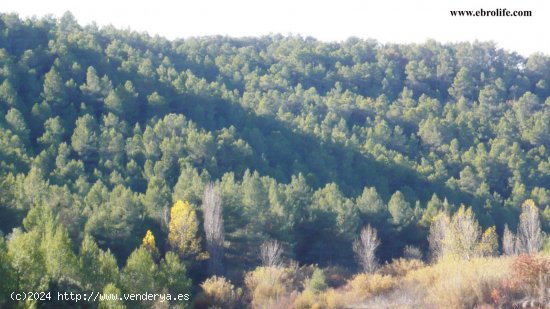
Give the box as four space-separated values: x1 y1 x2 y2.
2 11 550 308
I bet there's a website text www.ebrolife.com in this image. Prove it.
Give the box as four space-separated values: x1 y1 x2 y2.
10 291 190 303
450 8 532 17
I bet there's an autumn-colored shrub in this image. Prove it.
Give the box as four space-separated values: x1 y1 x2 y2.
511 254 550 290
379 258 425 277
294 289 322 309
346 273 396 302
267 291 299 309
244 266 293 309
495 254 550 307
404 256 511 308
194 276 242 309
294 288 348 309
323 289 346 309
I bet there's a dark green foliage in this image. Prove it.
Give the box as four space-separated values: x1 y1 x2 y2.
5 108 30 145
84 184 142 253
78 234 119 290
388 191 414 226
121 247 157 308
1 12 550 305
0 234 17 307
158 252 192 300
71 114 99 163
42 66 67 109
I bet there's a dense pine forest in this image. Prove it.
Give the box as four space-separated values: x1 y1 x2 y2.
2 11 550 308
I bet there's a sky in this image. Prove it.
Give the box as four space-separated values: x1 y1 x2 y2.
2 0 549 56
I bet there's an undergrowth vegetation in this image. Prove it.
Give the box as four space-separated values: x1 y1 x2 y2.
193 254 550 308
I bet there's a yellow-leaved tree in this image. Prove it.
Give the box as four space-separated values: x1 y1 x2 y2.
429 206 499 260
141 230 159 259
476 226 498 257
168 200 207 260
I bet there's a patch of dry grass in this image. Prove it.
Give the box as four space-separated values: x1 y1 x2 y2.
244 256 521 308
404 256 512 308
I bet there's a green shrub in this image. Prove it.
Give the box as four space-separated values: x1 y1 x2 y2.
306 268 328 293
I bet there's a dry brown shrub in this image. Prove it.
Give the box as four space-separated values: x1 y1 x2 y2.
268 291 299 309
244 266 293 309
293 288 348 309
495 254 550 307
404 256 511 308
194 276 242 309
510 254 550 290
346 273 396 302
293 289 322 309
323 266 352 288
323 289 346 309
379 258 425 277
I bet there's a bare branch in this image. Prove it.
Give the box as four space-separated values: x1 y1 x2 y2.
403 245 423 260
203 182 225 275
428 213 449 261
502 224 517 256
353 225 380 273
160 206 170 232
260 239 283 267
517 200 542 254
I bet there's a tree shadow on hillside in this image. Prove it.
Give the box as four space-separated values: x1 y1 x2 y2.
165 91 486 267
172 91 475 206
